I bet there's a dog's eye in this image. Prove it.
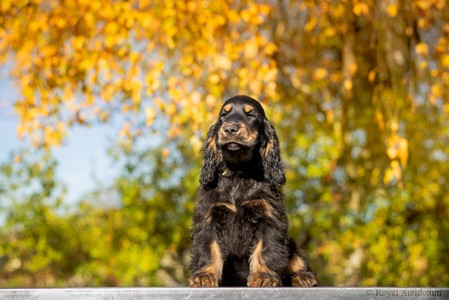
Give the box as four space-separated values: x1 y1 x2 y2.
246 113 256 119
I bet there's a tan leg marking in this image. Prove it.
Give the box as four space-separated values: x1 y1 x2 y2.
248 240 280 287
189 241 223 287
288 255 318 287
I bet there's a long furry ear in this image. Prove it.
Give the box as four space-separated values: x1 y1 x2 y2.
260 118 286 187
199 123 223 188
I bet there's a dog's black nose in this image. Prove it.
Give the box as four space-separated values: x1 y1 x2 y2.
223 124 240 136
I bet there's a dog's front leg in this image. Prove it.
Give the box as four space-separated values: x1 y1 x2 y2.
189 239 223 287
247 239 286 287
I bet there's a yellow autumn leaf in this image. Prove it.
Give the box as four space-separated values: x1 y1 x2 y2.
43 125 65 147
86 94 95 105
84 12 96 27
190 91 201 105
249 80 262 94
330 72 342 83
189 135 202 154
313 68 328 81
264 42 278 56
430 84 441 104
397 138 409 167
215 55 232 70
415 42 429 56
343 79 353 91
387 134 408 167
119 122 131 138
16 123 27 139
244 39 259 59
431 69 439 77
0 0 12 12
130 80 143 103
441 54 449 68
324 27 336 38
258 4 271 15
73 36 85 51
162 147 170 158
368 68 377 83
208 73 220 84
305 17 317 32
415 0 431 11
165 103 177 118
386 4 398 17
105 35 116 48
353 3 369 16
349 62 358 76
227 10 240 23
384 161 402 184
373 117 386 147
240 9 252 22
431 84 441 97
144 107 156 127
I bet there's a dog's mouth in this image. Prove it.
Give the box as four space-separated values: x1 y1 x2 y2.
225 142 242 151
219 140 257 163
219 138 258 152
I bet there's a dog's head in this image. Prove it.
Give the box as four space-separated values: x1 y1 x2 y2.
200 95 286 188
216 96 265 163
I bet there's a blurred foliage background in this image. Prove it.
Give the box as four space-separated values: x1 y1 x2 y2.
1 0 449 287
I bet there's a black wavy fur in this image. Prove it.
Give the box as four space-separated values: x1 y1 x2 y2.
189 95 317 287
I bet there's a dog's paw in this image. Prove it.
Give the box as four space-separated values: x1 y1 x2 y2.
248 272 281 287
291 271 318 287
189 272 220 287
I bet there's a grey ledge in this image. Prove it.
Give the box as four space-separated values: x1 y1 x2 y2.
1 287 448 300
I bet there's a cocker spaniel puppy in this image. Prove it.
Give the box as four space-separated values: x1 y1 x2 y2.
189 95 317 287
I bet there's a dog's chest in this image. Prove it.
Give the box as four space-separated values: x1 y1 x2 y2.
209 177 278 254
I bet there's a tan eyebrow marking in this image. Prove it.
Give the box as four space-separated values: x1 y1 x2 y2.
223 104 232 112
244 104 254 113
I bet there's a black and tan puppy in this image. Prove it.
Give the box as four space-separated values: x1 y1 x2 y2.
189 95 317 287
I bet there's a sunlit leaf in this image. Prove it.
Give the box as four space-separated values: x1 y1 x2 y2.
415 42 429 56
353 3 369 16
387 4 399 17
